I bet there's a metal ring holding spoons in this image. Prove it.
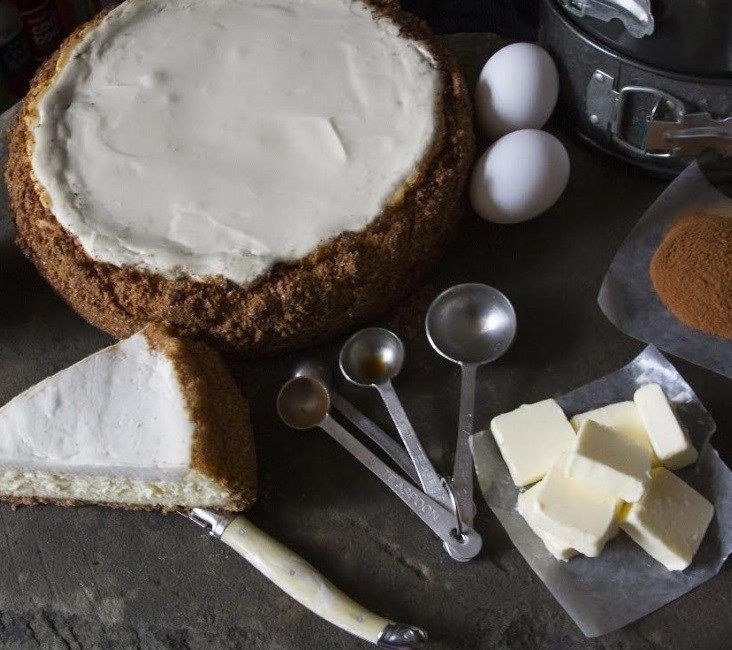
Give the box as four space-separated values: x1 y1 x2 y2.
440 477 464 542
277 376 481 562
426 283 517 530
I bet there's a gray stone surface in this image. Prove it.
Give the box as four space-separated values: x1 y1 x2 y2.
0 33 729 649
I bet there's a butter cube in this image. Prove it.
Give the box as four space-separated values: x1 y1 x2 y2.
565 419 652 502
531 455 621 557
491 399 576 487
571 401 658 465
517 483 577 561
634 384 697 470
621 467 714 571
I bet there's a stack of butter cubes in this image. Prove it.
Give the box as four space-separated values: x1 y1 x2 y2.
490 383 714 570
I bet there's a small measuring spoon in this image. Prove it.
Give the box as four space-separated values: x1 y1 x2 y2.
292 359 420 484
426 284 516 528
339 328 451 511
277 376 481 561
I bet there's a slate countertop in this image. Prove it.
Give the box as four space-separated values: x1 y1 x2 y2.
0 31 729 649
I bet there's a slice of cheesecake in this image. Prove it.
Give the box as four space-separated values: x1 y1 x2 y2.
0 325 256 511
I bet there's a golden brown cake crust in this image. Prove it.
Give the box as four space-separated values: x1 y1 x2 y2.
6 0 474 356
142 324 258 511
1 325 258 512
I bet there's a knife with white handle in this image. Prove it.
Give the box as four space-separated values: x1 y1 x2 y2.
183 509 427 648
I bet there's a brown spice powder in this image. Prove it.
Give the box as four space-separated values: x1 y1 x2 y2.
650 211 732 340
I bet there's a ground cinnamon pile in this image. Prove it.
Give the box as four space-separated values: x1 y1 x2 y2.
650 211 732 340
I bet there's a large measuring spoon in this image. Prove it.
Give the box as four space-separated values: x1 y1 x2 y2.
277 376 481 561
339 328 451 511
426 284 516 528
293 359 420 484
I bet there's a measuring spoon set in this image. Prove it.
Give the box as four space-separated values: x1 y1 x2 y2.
277 283 516 562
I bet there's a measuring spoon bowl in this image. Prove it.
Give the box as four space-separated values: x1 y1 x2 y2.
277 376 331 430
339 327 404 386
425 283 516 366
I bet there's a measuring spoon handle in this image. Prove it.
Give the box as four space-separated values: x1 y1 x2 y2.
375 382 451 510
453 364 478 527
331 393 420 485
320 415 480 560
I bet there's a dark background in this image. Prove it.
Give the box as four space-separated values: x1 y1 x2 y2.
402 0 539 36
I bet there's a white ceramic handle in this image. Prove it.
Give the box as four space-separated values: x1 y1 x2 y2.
219 516 425 647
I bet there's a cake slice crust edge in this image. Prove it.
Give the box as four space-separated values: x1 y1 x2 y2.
142 324 258 512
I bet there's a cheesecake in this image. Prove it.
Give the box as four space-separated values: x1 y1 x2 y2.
0 325 257 511
6 0 473 355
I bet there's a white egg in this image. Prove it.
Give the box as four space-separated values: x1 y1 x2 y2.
470 129 570 225
475 42 559 140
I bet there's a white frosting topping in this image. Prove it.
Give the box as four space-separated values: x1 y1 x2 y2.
0 332 194 478
32 0 440 285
